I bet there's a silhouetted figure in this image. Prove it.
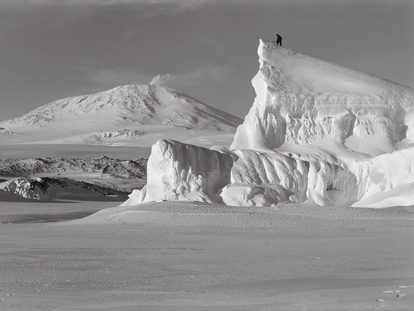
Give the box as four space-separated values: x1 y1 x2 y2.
276 34 282 46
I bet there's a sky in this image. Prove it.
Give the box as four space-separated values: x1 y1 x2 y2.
0 0 413 121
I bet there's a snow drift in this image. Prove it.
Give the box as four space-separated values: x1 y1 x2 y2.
127 40 414 208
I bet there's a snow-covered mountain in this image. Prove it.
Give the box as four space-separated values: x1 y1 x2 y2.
5 85 240 129
0 85 242 147
124 40 414 208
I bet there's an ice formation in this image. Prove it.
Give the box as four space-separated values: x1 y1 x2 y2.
126 40 414 208
231 42 414 155
123 140 234 205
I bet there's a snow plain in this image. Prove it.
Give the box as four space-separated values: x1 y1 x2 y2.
1 40 414 310
0 201 413 310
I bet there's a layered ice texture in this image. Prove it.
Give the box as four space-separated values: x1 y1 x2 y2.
127 40 414 208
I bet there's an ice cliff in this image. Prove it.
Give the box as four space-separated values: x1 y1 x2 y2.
122 140 234 205
126 40 414 208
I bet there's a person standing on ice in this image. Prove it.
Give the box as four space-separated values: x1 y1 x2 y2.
275 34 282 46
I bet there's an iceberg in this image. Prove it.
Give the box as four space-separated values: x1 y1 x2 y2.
128 40 414 208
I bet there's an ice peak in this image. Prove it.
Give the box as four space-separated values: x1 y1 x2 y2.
232 39 414 155
257 39 414 97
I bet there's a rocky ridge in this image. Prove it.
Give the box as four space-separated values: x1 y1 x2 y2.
0 156 147 200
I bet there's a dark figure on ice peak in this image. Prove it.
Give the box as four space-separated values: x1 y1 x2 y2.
275 34 282 46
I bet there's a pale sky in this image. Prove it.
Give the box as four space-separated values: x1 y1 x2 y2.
0 0 413 121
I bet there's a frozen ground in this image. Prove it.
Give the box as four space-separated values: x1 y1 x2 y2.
0 201 413 310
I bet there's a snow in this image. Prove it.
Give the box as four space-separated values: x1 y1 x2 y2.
2 200 414 310
125 40 414 208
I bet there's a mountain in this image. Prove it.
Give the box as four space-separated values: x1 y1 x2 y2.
124 40 414 208
0 85 242 147
4 84 240 129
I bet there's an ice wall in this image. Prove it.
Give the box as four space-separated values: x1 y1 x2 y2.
125 139 234 204
221 149 359 207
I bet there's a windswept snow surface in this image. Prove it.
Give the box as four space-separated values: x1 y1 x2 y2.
0 85 242 148
125 40 414 209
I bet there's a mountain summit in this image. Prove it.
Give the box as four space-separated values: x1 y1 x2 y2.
0 85 242 147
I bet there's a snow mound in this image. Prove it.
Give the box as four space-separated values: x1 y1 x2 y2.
121 40 414 209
